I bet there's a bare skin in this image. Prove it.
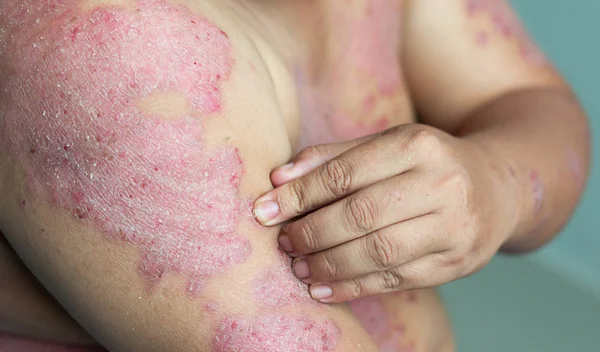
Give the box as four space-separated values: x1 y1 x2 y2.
253 0 590 303
0 0 590 351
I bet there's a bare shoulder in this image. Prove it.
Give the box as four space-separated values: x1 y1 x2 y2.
401 0 568 128
0 1 377 351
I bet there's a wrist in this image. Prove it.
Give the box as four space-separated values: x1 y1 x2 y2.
462 136 525 247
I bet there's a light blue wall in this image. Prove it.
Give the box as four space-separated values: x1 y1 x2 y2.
510 0 599 295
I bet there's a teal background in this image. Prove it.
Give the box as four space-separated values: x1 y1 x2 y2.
440 1 599 351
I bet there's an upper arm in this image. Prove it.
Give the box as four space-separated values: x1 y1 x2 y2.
402 0 568 131
0 1 376 351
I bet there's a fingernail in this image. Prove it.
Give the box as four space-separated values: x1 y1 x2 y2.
278 235 294 253
293 258 310 279
310 285 333 300
253 200 279 224
278 162 295 172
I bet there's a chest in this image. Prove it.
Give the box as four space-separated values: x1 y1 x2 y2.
282 0 414 149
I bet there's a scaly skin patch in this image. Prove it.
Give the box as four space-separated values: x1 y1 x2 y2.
0 0 250 294
252 251 315 308
1 1 342 349
213 315 341 352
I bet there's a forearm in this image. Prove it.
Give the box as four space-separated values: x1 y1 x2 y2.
455 87 590 252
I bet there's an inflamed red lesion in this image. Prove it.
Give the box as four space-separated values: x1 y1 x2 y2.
0 0 245 295
465 0 547 64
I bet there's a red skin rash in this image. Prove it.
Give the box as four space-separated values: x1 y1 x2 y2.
466 0 547 64
566 149 585 189
252 251 315 308
0 0 249 294
529 171 544 213
0 0 341 349
213 315 340 352
349 296 410 352
296 0 401 148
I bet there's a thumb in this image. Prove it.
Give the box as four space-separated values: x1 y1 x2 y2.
271 133 379 187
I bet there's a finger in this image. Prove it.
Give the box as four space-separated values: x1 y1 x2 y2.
254 129 415 226
291 214 444 283
308 253 455 303
271 135 378 187
281 171 442 256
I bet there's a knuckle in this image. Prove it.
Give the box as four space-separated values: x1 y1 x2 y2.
446 169 473 198
349 278 363 299
381 269 404 291
321 250 340 280
408 128 444 158
297 219 319 251
345 194 379 233
282 179 310 214
323 158 354 196
367 232 398 270
298 145 324 160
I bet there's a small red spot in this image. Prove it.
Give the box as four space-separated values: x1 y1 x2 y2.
72 191 84 203
74 208 87 219
29 148 36 154
68 26 81 42
365 3 375 16
219 29 229 39
362 95 376 113
476 31 489 46
63 145 69 151
466 0 480 16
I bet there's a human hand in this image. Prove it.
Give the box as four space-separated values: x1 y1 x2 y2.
253 124 518 302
